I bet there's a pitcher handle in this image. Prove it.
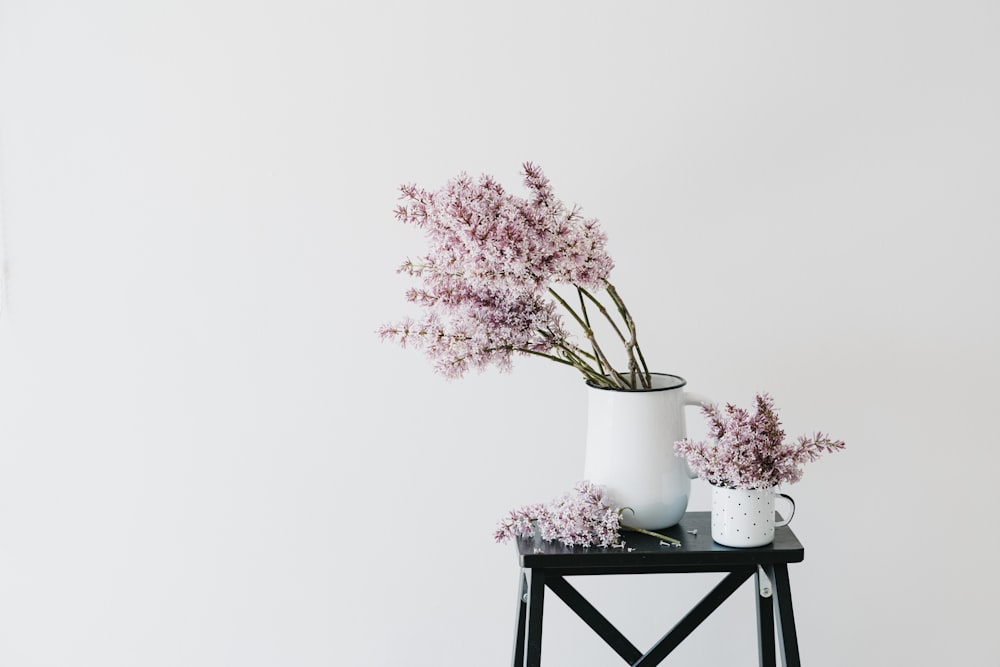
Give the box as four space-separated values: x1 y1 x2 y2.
681 391 714 479
684 392 713 409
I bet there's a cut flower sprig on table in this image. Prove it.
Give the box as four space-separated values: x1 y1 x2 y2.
378 163 652 390
674 393 845 490
494 481 682 548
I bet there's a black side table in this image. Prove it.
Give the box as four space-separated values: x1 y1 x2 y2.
511 511 804 667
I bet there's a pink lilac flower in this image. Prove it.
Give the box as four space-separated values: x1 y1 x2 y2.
381 164 648 387
377 285 565 378
674 393 845 490
494 481 623 548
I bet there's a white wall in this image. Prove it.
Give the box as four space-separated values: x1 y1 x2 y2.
1 2 997 665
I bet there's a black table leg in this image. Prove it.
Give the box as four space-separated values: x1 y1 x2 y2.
512 570 527 667
756 567 776 667
767 564 801 667
524 568 546 667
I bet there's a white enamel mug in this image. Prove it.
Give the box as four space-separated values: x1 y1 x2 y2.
711 486 795 548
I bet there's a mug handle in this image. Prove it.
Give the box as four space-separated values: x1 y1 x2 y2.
682 392 714 479
775 494 796 527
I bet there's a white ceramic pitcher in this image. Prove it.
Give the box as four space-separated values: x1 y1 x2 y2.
583 373 712 530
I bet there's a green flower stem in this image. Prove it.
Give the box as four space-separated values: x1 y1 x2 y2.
603 282 651 388
577 284 650 390
554 336 599 363
529 328 623 389
552 342 616 387
577 286 630 348
513 347 578 367
547 287 630 389
516 344 609 387
621 525 682 545
577 287 650 389
577 287 606 375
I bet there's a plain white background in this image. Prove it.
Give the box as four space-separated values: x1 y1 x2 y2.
1 1 998 665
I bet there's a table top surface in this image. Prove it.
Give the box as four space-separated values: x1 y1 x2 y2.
516 511 804 572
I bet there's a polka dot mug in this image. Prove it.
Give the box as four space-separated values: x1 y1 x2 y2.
711 486 796 548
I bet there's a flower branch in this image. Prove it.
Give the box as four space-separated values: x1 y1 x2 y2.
380 163 652 390
674 393 845 489
494 481 681 548
577 288 606 376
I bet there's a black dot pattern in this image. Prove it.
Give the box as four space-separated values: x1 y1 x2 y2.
711 486 778 548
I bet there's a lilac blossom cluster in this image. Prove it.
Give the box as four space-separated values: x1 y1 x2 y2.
674 393 845 490
494 481 623 548
379 164 651 389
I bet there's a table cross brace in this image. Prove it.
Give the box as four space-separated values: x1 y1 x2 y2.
540 568 755 666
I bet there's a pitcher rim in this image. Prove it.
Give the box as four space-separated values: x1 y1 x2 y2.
584 372 687 392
